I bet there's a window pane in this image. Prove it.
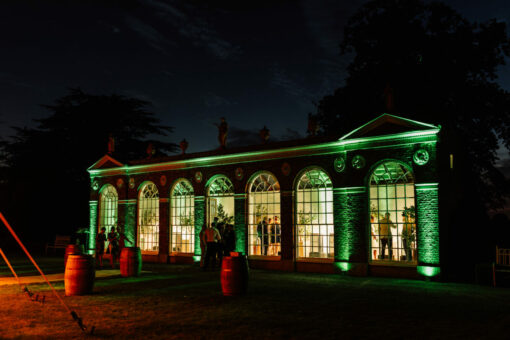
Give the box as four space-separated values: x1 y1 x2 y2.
369 162 416 263
295 169 333 259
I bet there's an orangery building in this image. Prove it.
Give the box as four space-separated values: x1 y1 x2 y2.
87 114 442 279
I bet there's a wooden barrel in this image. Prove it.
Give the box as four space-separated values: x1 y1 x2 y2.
120 247 142 277
221 254 249 296
65 254 95 296
64 244 82 268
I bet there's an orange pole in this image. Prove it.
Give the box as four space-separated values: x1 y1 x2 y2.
0 212 71 313
0 248 20 284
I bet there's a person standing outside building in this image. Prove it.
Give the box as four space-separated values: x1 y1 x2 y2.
107 226 119 268
95 227 107 268
203 223 221 270
199 224 207 267
378 213 396 260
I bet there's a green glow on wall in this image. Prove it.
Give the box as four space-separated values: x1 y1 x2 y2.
88 120 440 178
339 113 440 140
334 261 352 272
193 255 201 262
234 197 246 254
89 201 98 255
416 183 440 266
335 188 367 264
124 202 136 248
194 197 205 256
417 265 440 277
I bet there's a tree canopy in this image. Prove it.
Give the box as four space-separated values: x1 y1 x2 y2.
316 0 510 208
0 89 177 243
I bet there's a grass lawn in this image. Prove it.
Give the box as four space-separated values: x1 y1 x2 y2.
1 256 510 339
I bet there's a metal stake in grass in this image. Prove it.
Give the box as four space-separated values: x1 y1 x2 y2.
0 212 95 335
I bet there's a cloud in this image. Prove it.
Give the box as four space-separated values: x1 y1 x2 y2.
271 64 309 98
0 72 34 89
124 15 175 52
202 92 235 108
142 0 241 60
496 157 510 179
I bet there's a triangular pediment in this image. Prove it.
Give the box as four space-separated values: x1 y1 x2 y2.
339 113 439 140
88 154 124 171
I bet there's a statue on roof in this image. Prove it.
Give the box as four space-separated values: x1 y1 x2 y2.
180 139 188 154
259 126 270 144
107 133 115 155
307 113 320 137
146 143 155 159
215 117 228 150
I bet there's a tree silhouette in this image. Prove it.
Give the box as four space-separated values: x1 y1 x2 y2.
317 0 510 208
0 89 177 246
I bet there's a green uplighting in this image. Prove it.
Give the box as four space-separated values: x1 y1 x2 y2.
416 183 440 266
334 262 352 272
89 201 98 254
417 265 440 277
335 187 366 264
88 114 440 178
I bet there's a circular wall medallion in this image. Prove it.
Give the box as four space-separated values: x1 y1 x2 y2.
194 171 203 183
116 178 124 189
92 180 99 191
351 155 366 170
334 157 346 173
413 149 430 166
129 178 135 189
235 167 244 181
281 162 291 176
160 175 167 186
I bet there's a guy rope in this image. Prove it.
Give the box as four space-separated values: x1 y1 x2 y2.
0 212 94 334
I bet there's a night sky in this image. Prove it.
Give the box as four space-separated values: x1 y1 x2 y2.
1 0 509 160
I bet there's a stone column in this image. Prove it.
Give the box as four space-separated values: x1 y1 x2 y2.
334 187 368 275
124 200 137 248
415 183 440 278
194 196 205 258
88 200 98 255
234 194 247 254
159 198 169 262
280 190 293 262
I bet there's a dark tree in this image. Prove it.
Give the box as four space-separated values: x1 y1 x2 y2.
316 0 510 280
0 89 177 248
317 0 510 207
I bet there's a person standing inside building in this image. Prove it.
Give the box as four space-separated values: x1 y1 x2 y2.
402 213 415 261
257 216 269 255
379 213 396 260
203 223 221 270
273 216 281 256
96 227 107 269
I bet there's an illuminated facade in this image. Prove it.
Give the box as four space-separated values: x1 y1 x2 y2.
88 114 441 278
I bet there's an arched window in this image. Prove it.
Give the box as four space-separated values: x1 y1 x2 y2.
206 175 235 230
138 182 159 253
170 179 195 254
99 184 118 234
369 161 416 263
295 168 334 259
248 172 281 256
